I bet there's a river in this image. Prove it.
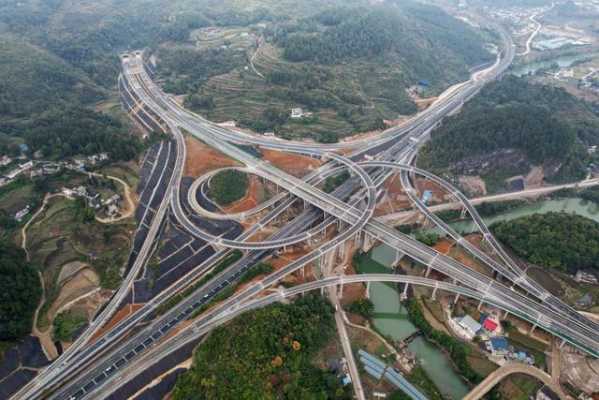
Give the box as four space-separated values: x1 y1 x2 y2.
433 197 599 235
510 54 591 77
357 252 470 399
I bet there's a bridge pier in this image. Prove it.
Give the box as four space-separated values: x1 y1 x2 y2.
400 283 409 301
529 323 537 335
338 283 344 299
453 293 460 305
460 207 467 219
431 285 438 301
393 249 403 268
503 310 509 319
560 339 566 348
424 266 431 278
366 282 371 299
477 300 484 311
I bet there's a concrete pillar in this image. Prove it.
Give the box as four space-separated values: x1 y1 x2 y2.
431 286 438 301
393 249 402 267
453 293 460 305
503 310 509 319
400 283 409 301
338 283 344 299
477 299 484 311
460 207 467 219
529 324 537 336
425 266 431 278
366 282 371 299
560 339 566 348
320 286 325 296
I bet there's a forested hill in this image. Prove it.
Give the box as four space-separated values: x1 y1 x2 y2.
272 3 492 91
0 36 104 119
418 76 599 184
492 212 599 273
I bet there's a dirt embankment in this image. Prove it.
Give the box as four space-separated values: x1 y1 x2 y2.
184 136 240 177
375 174 411 216
89 303 144 344
261 148 321 177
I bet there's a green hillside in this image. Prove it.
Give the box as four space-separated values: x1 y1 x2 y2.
418 76 599 186
0 35 104 119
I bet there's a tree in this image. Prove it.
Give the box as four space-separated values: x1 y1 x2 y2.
0 240 42 340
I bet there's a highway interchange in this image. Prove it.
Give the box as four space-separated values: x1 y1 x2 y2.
10 16 599 400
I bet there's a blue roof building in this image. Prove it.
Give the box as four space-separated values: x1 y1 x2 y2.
489 337 509 354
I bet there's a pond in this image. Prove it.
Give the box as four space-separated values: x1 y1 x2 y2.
357 249 470 399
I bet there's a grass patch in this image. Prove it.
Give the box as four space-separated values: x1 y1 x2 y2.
53 309 88 342
208 170 248 206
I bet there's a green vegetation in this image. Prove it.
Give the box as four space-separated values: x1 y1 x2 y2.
491 212 599 272
389 390 412 400
25 196 134 328
0 240 42 340
406 298 482 384
208 170 249 206
419 76 599 184
0 35 103 119
346 298 374 319
52 310 87 342
21 107 142 161
175 1 491 140
238 262 274 284
415 232 440 246
475 200 527 217
172 295 350 399
323 171 350 193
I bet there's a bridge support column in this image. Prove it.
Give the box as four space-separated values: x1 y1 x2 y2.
460 207 467 219
338 283 344 299
477 300 484 311
503 310 509 319
560 339 566 348
320 286 325 296
529 324 537 335
401 283 409 301
393 249 403 267
424 266 431 278
366 282 371 299
453 293 460 305
431 286 438 301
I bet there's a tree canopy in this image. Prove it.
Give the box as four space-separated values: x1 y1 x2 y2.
418 76 599 183
172 295 349 400
0 240 42 340
492 212 599 272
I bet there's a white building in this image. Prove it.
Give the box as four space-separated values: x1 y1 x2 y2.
15 205 31 222
575 270 598 284
290 107 304 119
0 156 12 167
455 315 482 340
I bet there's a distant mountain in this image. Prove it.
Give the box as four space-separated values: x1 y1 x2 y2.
0 35 104 119
418 76 599 188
